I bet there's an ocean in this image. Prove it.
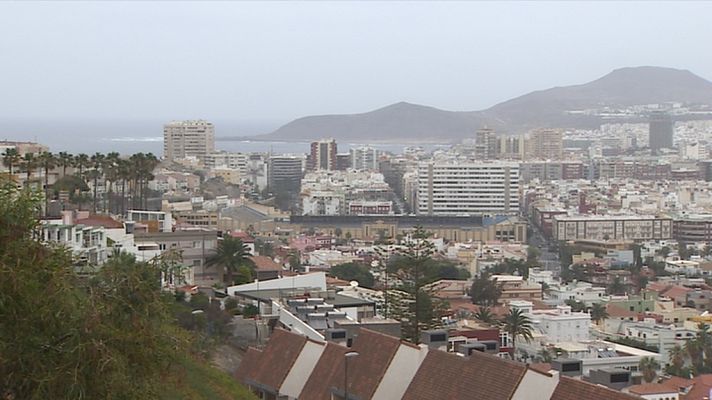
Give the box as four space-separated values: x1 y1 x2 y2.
0 118 450 156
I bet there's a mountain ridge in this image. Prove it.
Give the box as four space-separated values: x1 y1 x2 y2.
254 66 712 142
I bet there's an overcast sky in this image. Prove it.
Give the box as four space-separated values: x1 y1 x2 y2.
1 1 710 123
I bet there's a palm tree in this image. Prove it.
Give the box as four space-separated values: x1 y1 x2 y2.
474 307 498 325
38 152 57 214
590 302 609 325
538 348 554 363
667 344 686 376
2 148 21 176
117 159 131 216
57 151 73 177
139 153 159 209
502 307 534 359
103 152 120 214
127 153 159 210
90 153 105 214
206 236 255 285
74 153 90 178
86 169 101 213
21 153 39 187
639 356 660 383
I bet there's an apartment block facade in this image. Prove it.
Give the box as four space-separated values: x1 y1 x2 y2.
417 161 519 216
553 215 673 241
163 120 215 161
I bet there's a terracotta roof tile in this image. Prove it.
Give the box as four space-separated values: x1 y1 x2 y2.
551 376 639 400
244 329 307 392
628 382 678 395
250 255 281 272
681 373 712 399
298 328 401 400
77 215 124 229
662 286 693 299
298 342 349 400
402 347 527 400
235 346 262 383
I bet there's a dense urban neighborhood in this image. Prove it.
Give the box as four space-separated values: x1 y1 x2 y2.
6 105 712 398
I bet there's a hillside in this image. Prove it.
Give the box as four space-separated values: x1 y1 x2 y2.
255 66 712 142
161 355 256 400
264 101 492 143
484 66 712 131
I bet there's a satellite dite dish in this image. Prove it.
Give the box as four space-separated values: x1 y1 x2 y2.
349 281 359 288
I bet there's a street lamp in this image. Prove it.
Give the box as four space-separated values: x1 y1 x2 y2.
344 351 359 400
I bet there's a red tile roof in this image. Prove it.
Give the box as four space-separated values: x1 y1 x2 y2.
234 346 262 383
298 329 402 400
238 329 307 392
662 285 693 300
681 374 712 400
250 255 281 272
229 231 255 243
628 382 678 395
298 342 349 400
77 215 124 229
550 376 638 400
402 347 527 400
336 329 402 399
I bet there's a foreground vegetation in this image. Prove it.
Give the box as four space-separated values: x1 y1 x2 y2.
0 181 254 399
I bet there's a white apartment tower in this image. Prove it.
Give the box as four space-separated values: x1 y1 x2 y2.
417 161 519 216
350 146 380 171
163 120 215 161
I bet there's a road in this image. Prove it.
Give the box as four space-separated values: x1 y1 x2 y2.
528 221 562 276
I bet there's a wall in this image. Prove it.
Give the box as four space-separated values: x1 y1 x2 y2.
511 370 559 400
372 344 429 400
280 340 326 399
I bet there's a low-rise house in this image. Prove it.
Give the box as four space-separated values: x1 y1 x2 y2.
492 275 543 302
423 279 470 300
249 255 281 281
627 382 681 400
546 281 606 307
236 327 640 400
512 301 591 343
134 229 218 286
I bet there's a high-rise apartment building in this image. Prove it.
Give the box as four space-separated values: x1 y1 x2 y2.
528 129 563 160
268 155 304 194
163 120 215 161
417 161 519 216
649 112 674 154
350 146 380 170
499 135 526 160
308 139 338 170
474 128 500 160
204 151 248 174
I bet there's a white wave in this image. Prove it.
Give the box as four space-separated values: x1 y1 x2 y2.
105 136 163 142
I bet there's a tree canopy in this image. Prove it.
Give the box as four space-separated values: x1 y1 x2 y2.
331 262 375 287
0 181 254 399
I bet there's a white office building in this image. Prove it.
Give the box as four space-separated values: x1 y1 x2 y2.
204 151 248 174
511 301 591 343
417 161 519 216
163 120 215 161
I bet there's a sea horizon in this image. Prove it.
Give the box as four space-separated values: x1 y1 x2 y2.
0 118 450 156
